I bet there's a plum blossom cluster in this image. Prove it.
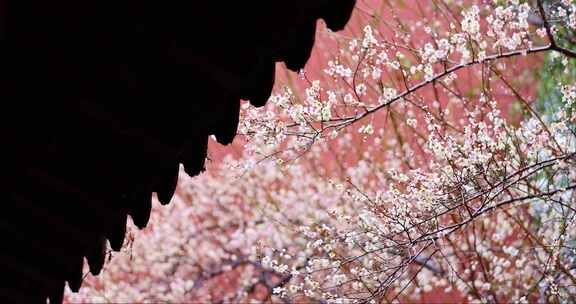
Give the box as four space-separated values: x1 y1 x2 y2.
239 0 576 164
252 89 575 303
65 1 576 303
237 1 576 302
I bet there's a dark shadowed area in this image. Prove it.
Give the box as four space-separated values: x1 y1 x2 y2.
0 1 355 302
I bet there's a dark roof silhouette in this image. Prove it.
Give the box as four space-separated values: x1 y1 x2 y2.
0 1 355 302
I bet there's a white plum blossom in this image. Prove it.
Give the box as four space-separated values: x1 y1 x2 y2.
67 1 576 303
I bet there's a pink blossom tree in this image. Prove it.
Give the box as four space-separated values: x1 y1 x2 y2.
66 1 576 303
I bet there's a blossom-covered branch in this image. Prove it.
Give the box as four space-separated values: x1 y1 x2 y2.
66 1 576 303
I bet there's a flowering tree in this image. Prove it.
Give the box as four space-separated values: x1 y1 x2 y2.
66 0 576 303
